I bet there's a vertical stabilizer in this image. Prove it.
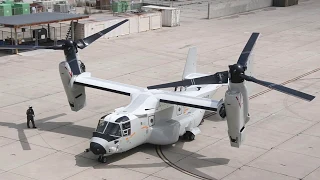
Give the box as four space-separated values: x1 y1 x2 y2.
182 47 197 79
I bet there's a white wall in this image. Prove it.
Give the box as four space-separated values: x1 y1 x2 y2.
208 0 273 19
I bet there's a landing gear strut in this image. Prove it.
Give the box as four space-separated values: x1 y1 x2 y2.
183 131 195 141
98 155 107 163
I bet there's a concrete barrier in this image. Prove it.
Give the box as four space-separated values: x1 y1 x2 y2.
208 0 273 19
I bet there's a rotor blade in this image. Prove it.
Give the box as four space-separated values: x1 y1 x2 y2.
147 71 229 89
241 74 315 101
237 32 260 67
77 19 129 49
0 45 63 50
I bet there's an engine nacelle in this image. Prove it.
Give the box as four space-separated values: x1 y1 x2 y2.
225 90 246 148
59 61 87 111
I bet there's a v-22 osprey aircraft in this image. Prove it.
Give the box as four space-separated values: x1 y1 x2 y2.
1 19 315 163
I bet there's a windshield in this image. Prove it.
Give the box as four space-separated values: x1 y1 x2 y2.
105 122 121 137
96 120 107 133
96 120 122 137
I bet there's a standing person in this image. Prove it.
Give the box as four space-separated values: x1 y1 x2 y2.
26 106 36 128
31 6 36 14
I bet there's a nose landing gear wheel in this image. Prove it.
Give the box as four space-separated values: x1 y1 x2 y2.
98 155 107 163
183 131 195 141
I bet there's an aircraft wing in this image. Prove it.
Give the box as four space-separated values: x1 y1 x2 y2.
153 91 219 111
74 72 145 96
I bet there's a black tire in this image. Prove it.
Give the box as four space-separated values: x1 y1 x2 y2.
188 133 195 141
101 156 107 163
183 132 189 140
98 155 102 162
219 104 226 119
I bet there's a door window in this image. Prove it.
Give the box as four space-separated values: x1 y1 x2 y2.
122 121 131 136
177 105 182 116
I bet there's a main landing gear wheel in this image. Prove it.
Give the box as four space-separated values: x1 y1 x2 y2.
98 155 107 163
183 131 195 141
219 103 226 119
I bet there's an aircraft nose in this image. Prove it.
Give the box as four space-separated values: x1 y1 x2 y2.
90 142 106 155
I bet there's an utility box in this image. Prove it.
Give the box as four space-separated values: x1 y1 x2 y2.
273 0 298 7
96 0 111 10
112 1 128 13
121 1 128 11
35 0 54 12
13 3 30 15
112 1 121 12
0 4 13 16
131 2 142 11
33 28 48 43
162 8 180 27
54 4 70 13
142 6 180 27
96 0 101 9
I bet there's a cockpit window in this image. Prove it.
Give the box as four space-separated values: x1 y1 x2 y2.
96 120 107 133
115 116 129 123
96 115 131 138
104 122 121 137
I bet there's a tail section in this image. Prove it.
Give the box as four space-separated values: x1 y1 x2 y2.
182 47 197 79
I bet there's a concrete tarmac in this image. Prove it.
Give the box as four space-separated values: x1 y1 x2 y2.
0 0 320 179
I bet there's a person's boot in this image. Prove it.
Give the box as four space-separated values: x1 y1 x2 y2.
33 126 37 129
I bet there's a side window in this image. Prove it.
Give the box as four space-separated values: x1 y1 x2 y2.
148 115 155 126
122 121 131 136
176 106 182 116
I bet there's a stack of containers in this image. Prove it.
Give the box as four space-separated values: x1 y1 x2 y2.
12 2 30 15
0 3 12 16
0 0 14 16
